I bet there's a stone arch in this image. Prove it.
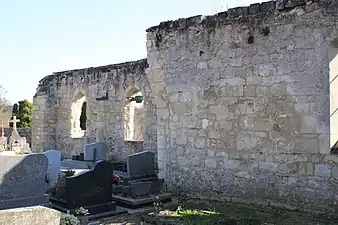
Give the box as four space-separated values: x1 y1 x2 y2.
123 86 145 141
70 90 87 138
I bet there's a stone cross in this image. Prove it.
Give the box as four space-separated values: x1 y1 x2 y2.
9 116 20 131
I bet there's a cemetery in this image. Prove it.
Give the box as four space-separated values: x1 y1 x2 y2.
0 112 174 224
2 0 338 224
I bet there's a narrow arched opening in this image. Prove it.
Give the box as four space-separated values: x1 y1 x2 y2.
70 92 87 138
124 87 145 141
329 38 338 154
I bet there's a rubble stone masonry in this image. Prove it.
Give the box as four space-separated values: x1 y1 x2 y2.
33 0 338 212
32 59 157 161
146 0 338 212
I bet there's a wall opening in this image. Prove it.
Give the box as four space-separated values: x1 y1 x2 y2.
70 92 87 138
329 38 338 154
124 87 145 141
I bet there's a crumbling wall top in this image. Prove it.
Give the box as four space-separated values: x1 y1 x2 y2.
146 0 335 33
52 58 148 77
34 58 148 97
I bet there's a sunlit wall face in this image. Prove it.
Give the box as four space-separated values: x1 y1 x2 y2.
330 40 338 148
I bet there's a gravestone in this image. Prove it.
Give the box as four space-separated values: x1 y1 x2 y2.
0 206 61 225
43 150 61 187
84 141 106 161
8 116 31 154
127 151 156 179
50 160 127 219
112 151 171 208
0 153 50 210
61 159 94 170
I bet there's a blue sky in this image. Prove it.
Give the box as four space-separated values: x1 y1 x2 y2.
0 0 262 104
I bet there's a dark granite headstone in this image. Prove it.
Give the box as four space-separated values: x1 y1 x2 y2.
79 153 84 161
0 153 50 209
127 151 156 179
72 155 80 161
66 160 112 209
50 160 122 216
60 159 94 170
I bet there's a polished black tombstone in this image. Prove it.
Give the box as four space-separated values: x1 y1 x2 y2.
50 160 126 217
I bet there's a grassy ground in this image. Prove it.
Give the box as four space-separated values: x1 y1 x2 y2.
103 199 338 225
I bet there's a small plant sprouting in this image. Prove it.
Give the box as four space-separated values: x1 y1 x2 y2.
153 196 163 215
74 207 90 216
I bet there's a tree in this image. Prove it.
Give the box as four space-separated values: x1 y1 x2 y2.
80 101 87 130
10 99 33 128
0 85 11 127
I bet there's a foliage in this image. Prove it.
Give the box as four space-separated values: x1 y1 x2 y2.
176 193 189 213
60 213 80 225
64 170 75 177
0 85 11 125
74 207 89 216
10 99 33 128
79 101 87 130
153 196 164 215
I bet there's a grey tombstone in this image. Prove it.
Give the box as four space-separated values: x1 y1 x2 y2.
84 141 106 161
127 151 156 179
43 150 61 187
0 153 50 210
0 137 7 151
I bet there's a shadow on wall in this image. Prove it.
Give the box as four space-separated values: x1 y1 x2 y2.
0 154 48 210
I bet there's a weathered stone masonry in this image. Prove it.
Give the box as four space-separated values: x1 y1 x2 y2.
33 59 157 161
33 0 338 212
146 0 338 212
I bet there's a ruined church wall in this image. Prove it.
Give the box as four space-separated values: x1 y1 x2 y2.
32 59 157 161
32 75 57 152
147 0 338 212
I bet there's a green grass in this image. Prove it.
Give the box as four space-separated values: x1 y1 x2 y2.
166 208 261 225
145 199 338 225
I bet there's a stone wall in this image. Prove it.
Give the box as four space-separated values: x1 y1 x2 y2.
3 128 31 146
32 0 338 212
146 0 338 212
32 59 157 160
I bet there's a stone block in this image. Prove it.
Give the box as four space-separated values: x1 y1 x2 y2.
314 164 331 177
223 159 241 169
260 1 276 11
205 158 217 169
331 166 338 179
195 138 207 149
243 86 256 97
0 206 61 225
248 3 260 14
271 84 286 96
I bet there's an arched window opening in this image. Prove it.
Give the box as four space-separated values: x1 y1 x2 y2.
124 88 145 141
70 92 87 138
330 38 338 154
